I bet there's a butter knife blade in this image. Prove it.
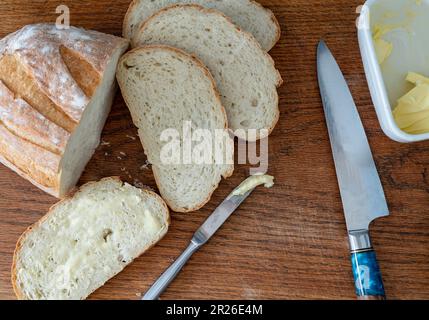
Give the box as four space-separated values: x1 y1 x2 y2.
192 189 253 245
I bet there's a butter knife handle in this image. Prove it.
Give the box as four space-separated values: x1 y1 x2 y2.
350 249 386 300
142 241 200 300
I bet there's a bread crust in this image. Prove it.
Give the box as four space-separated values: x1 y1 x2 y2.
117 45 234 212
133 4 282 141
249 0 281 50
0 24 129 198
123 0 281 51
0 24 127 123
123 0 139 39
0 153 60 198
12 177 170 300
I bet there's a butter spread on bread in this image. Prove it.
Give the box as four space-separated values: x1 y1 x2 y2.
0 24 129 197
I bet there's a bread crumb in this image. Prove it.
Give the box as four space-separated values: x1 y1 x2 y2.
133 179 155 192
117 156 122 160
101 140 110 146
120 167 132 179
133 180 145 189
127 135 137 141
119 152 127 157
140 160 151 170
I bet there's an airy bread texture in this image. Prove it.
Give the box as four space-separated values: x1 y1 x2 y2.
12 177 170 300
0 24 129 198
123 0 281 52
132 5 282 141
116 46 234 212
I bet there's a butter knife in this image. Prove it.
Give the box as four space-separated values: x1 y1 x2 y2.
142 175 270 300
317 40 390 300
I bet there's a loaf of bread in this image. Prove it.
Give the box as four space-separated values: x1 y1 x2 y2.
116 45 234 212
12 177 170 300
132 5 282 141
0 24 129 198
123 0 281 52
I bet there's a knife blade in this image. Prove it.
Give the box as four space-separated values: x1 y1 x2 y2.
142 176 263 300
317 40 389 300
317 40 389 230
192 189 253 246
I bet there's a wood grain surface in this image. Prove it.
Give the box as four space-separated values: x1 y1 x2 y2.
0 0 428 300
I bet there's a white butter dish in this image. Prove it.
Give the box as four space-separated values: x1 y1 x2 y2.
358 0 429 142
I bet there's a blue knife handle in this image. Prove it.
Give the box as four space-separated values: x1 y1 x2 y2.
351 250 385 299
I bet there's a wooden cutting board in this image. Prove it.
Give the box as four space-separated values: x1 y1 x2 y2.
0 0 428 300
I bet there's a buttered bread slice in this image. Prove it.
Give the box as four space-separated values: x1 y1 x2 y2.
132 5 282 141
12 177 170 300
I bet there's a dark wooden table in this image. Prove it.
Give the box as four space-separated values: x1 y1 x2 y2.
0 0 428 300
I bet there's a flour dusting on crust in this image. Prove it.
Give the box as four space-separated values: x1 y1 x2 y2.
0 81 69 154
0 24 123 122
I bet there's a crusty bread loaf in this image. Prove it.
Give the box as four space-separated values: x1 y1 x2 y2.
12 177 170 300
123 0 281 52
116 45 234 212
0 24 129 198
132 5 282 141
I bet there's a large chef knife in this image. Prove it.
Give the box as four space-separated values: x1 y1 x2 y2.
317 40 389 300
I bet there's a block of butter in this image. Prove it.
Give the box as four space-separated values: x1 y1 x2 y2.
373 24 393 65
393 72 429 134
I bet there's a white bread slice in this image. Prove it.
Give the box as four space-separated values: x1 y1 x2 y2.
123 0 281 52
116 45 234 212
0 24 129 198
131 5 282 141
12 177 170 300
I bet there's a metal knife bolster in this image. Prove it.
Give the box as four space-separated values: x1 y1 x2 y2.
348 230 372 252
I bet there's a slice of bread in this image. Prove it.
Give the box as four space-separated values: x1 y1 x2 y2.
131 5 282 141
123 0 281 52
12 177 170 300
116 45 234 212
